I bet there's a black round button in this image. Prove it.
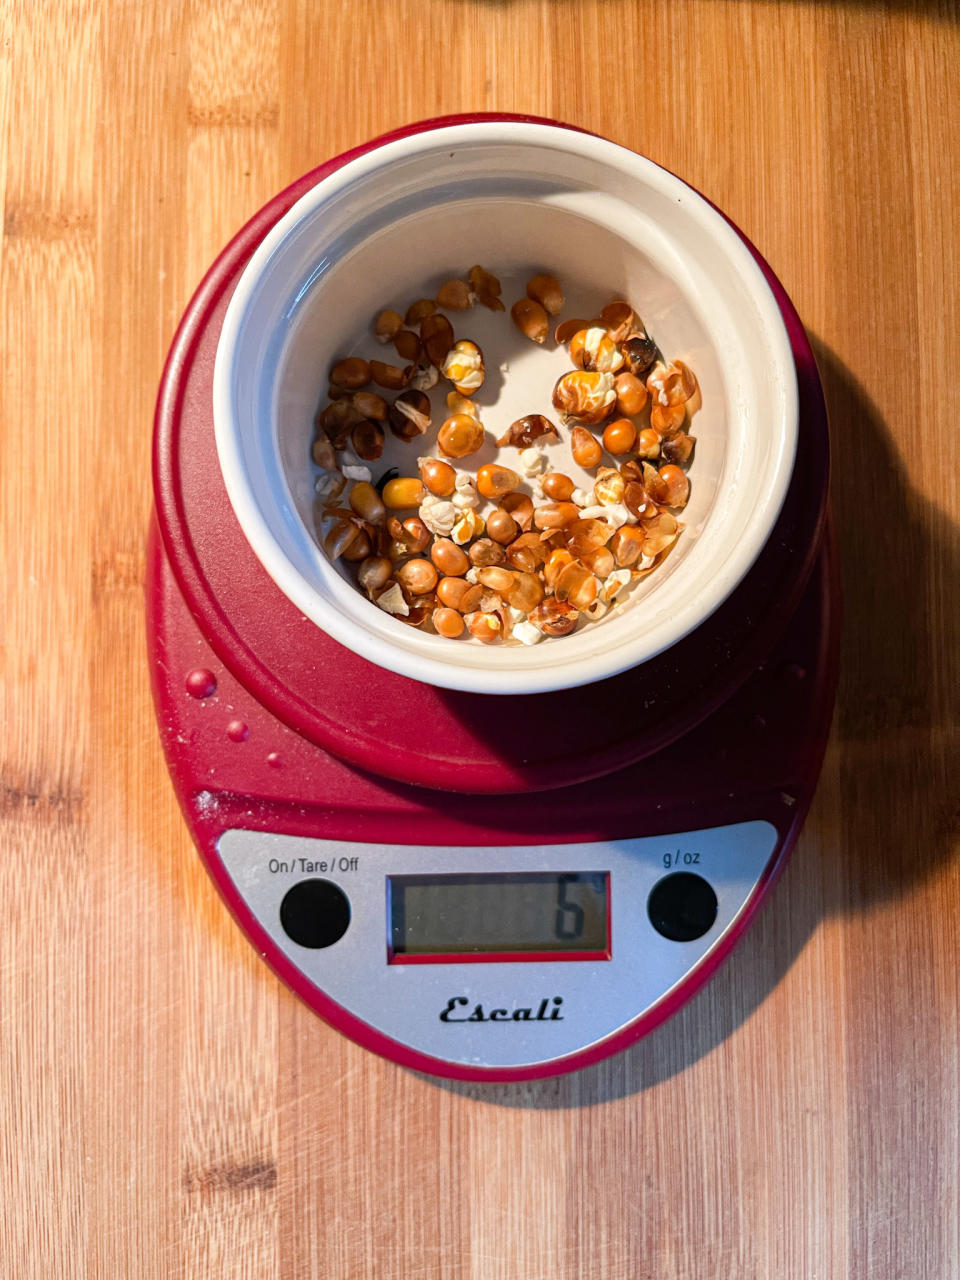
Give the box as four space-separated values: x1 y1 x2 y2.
647 872 718 942
279 879 350 949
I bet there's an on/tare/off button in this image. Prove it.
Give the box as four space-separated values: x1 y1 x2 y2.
280 879 351 949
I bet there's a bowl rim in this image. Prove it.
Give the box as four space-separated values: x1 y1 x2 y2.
213 119 799 694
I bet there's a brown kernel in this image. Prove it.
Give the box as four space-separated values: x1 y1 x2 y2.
541 472 575 501
658 464 690 508
396 558 438 595
430 539 469 577
602 418 637 456
600 301 636 343
609 525 646 566
476 566 515 596
421 313 455 368
392 329 422 362
465 611 503 643
507 572 544 612
418 457 457 497
351 419 385 461
511 296 549 344
381 477 425 509
496 414 559 448
349 482 386 524
405 298 437 326
311 434 336 469
436 279 474 310
468 538 506 567
500 492 534 531
529 597 578 636
400 516 431 553
369 360 409 391
374 310 403 343
437 413 485 459
526 273 564 315
433 607 465 638
388 389 431 441
613 372 648 417
468 265 504 311
341 529 372 563
534 501 580 530
352 391 389 422
571 426 604 469
476 463 520 500
555 316 591 345
357 556 392 594
660 432 696 465
505 531 548 573
329 357 371 389
650 402 686 437
486 508 518 545
636 427 662 459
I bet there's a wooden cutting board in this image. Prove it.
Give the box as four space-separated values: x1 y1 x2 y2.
2 1 958 1276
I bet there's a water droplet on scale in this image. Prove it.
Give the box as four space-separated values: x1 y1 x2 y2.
226 720 249 742
186 668 217 699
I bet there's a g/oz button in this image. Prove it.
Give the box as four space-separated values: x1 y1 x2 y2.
280 879 351 949
647 872 718 942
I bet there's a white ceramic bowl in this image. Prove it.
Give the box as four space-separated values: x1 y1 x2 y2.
214 120 798 695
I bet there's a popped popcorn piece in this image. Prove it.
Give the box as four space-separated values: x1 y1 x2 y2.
451 509 485 544
408 362 439 392
602 568 632 601
577 503 634 529
570 487 591 507
453 472 479 509
314 469 346 501
512 620 544 646
342 464 372 483
582 598 610 621
465 567 481 584
478 589 502 613
419 494 458 537
376 583 409 617
519 446 547 477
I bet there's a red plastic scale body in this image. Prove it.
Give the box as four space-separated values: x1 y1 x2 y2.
148 114 839 1082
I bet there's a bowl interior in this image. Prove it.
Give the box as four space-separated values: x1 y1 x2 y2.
216 125 796 693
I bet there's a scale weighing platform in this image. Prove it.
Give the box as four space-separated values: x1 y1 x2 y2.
148 118 838 1082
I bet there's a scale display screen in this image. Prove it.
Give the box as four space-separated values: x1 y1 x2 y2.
388 871 610 961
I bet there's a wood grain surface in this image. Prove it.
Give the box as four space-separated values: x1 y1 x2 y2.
2 2 959 1277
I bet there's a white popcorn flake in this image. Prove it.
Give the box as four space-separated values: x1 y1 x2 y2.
519 447 547 477
314 469 345 501
453 472 479 509
603 569 632 600
409 362 439 391
583 598 610 621
512 620 544 646
376 584 409 617
342 464 372 483
465 567 480 584
577 503 633 528
570 487 591 507
478 590 502 613
506 606 526 626
639 553 656 571
419 494 457 536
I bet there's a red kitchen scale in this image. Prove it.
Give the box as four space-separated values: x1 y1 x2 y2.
148 118 838 1082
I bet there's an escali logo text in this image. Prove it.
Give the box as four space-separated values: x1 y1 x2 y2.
440 996 564 1023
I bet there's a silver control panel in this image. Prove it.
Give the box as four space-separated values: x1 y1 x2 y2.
217 822 778 1070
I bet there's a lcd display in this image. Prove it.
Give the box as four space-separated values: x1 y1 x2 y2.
389 872 609 958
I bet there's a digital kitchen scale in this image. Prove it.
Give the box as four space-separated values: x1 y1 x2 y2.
148 118 838 1082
